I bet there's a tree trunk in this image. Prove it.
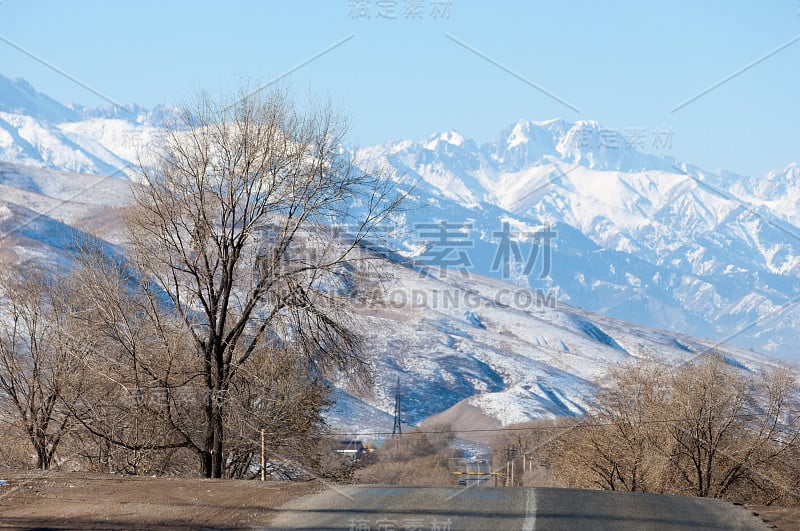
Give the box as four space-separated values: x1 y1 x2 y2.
201 450 213 478
212 408 224 478
35 443 51 470
202 395 215 478
201 391 226 478
29 427 51 470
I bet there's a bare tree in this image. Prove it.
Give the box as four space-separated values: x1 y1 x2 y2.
0 269 92 469
489 418 582 488
127 87 405 477
565 362 669 492
664 355 800 501
546 354 800 505
64 244 201 475
222 344 334 478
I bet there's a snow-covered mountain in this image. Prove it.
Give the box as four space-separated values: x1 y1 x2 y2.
0 161 131 269
327 256 786 439
0 160 785 442
357 121 800 358
0 74 798 361
0 75 175 176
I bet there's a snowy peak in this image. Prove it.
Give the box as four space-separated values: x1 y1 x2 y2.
751 162 800 198
557 120 608 161
726 162 800 228
0 75 183 175
490 119 568 169
496 119 569 151
424 130 467 150
552 120 677 172
0 75 80 123
505 121 530 149
488 118 658 171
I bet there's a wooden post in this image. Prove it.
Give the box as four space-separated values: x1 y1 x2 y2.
260 429 265 482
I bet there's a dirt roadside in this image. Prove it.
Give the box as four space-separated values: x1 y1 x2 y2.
746 505 800 531
0 470 326 530
1 470 798 530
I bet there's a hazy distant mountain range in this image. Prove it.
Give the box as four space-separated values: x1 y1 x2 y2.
0 74 797 434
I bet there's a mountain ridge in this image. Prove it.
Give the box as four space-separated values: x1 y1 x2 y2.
0 160 792 439
0 74 798 359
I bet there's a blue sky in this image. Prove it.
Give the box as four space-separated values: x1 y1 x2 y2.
1 1 798 176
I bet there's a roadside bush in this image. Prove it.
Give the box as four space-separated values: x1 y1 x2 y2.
503 354 800 506
354 425 460 485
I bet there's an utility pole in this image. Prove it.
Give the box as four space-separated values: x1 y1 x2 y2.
260 428 266 481
505 446 517 486
392 376 402 436
505 446 511 486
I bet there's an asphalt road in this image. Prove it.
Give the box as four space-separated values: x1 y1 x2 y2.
270 486 769 530
456 459 492 487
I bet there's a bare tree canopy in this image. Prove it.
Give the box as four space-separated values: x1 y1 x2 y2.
0 269 93 470
535 354 800 505
125 87 405 477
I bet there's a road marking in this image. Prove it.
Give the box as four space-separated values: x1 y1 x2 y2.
523 489 536 531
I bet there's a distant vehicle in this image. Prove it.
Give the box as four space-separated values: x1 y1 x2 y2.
336 440 365 463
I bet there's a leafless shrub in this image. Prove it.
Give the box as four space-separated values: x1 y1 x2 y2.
354 425 459 485
525 354 800 505
0 269 95 470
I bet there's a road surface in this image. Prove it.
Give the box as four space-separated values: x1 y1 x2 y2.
453 459 492 487
270 486 769 530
